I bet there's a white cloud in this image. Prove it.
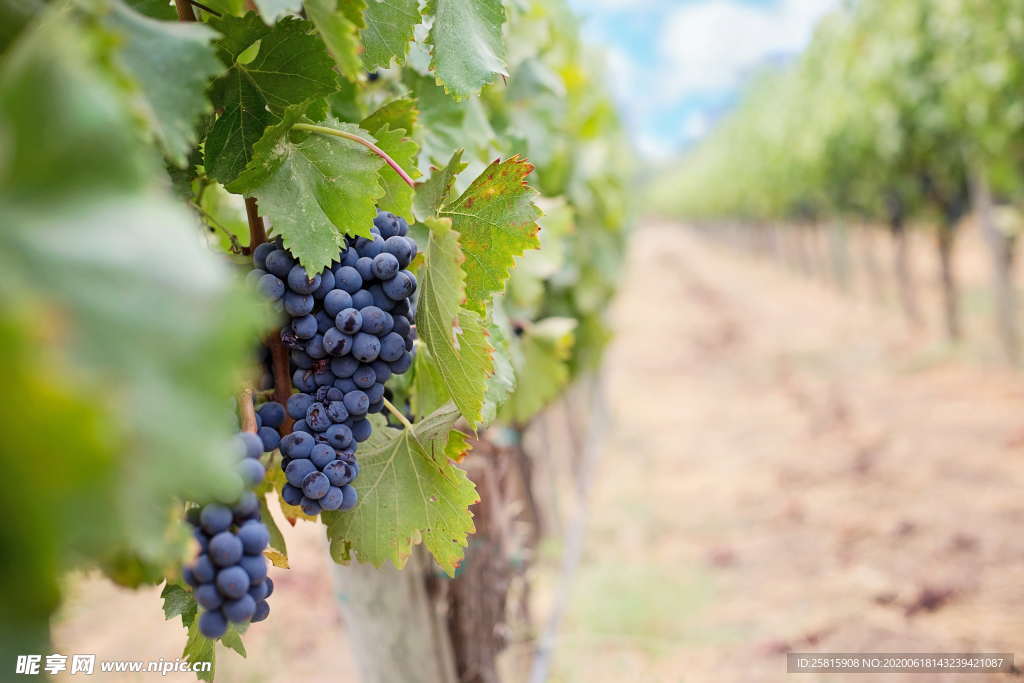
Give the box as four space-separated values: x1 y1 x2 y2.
656 0 839 101
604 46 638 104
574 0 664 9
635 132 676 161
681 111 710 140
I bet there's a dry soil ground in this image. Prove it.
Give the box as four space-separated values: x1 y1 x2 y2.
54 221 1024 682
547 221 1024 682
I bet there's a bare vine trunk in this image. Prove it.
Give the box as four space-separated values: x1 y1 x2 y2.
333 551 457 683
936 226 961 341
440 440 522 683
828 220 851 293
972 167 1019 363
859 223 886 305
890 220 921 327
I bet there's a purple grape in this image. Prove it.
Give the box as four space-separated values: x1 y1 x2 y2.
324 289 354 317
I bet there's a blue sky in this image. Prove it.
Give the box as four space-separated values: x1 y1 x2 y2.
566 0 840 159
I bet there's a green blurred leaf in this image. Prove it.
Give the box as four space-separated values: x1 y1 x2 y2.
0 10 268 662
501 317 575 423
104 0 224 166
125 0 177 20
481 313 515 424
402 69 465 164
0 12 151 200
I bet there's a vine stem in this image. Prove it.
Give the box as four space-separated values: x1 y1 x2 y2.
190 201 244 254
173 0 196 21
293 123 417 189
244 197 266 252
237 385 258 433
243 196 294 432
382 397 414 431
188 0 221 16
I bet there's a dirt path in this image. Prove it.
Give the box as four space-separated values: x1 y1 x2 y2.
549 222 1024 682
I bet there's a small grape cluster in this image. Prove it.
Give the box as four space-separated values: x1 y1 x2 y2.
183 425 277 639
249 210 418 516
277 390 361 514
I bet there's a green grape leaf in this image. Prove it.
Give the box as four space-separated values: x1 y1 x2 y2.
414 148 465 221
424 0 507 98
360 121 419 220
197 0 246 17
360 100 420 219
361 97 417 136
410 344 448 420
211 11 267 61
361 0 420 70
160 582 197 626
327 77 365 121
323 402 477 575
402 69 464 164
229 118 385 273
415 217 494 427
104 1 224 166
257 490 289 568
306 0 365 81
439 156 541 314
183 619 216 682
205 15 338 184
506 198 573 315
252 0 301 24
220 627 247 657
502 317 576 423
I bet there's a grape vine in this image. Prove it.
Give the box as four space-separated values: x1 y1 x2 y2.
0 0 629 677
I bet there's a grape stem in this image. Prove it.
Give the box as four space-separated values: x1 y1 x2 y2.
292 123 416 189
238 385 258 433
382 397 414 431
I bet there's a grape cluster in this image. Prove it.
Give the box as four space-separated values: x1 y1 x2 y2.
182 404 283 639
249 210 418 516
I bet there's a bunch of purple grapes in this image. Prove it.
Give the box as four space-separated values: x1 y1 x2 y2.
249 210 418 515
183 408 281 639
